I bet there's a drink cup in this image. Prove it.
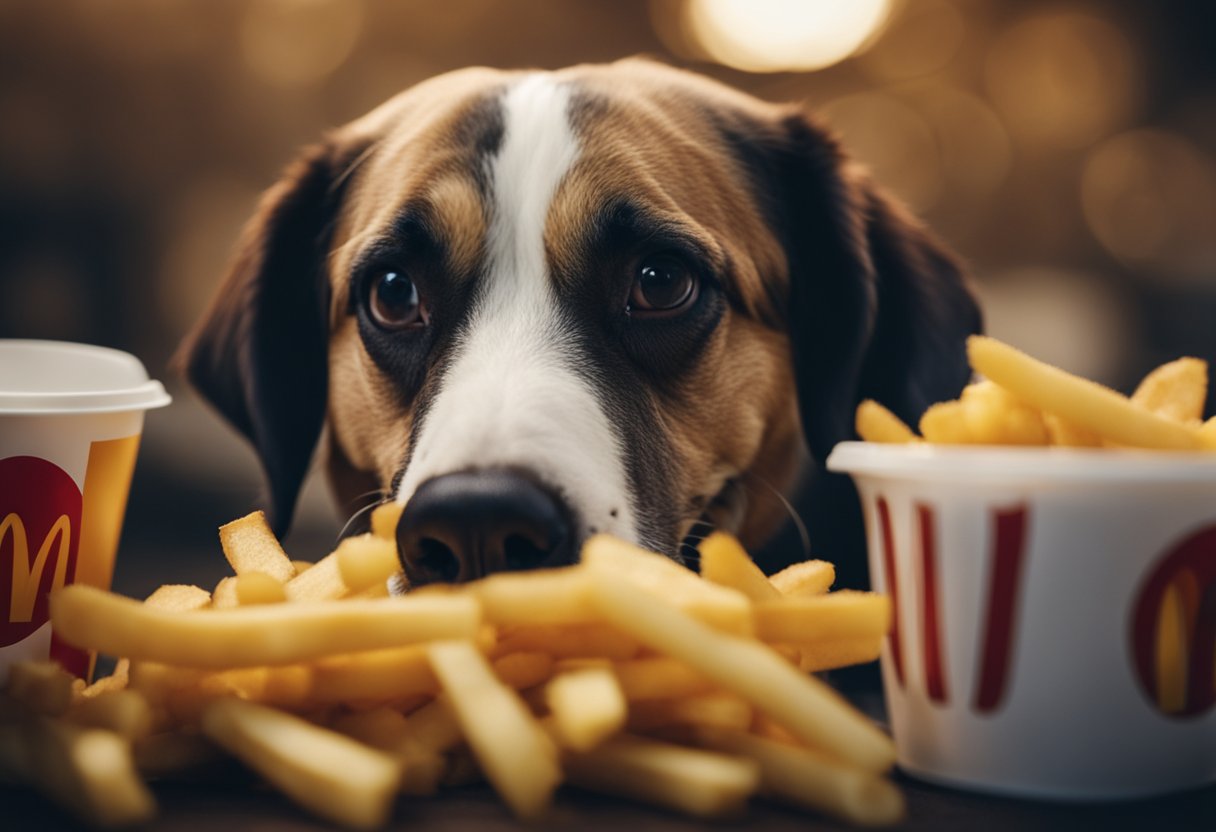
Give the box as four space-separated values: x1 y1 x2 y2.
0 340 170 683
828 441 1216 800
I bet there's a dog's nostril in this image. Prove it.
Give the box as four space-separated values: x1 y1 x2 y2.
503 533 549 572
417 537 460 583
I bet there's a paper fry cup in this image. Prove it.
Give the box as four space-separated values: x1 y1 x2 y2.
0 340 170 683
828 442 1216 800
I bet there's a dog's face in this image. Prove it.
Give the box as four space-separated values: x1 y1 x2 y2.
182 60 980 584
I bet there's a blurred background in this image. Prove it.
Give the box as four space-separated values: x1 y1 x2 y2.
1 0 1214 596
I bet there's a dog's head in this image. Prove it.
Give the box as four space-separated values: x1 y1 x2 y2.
181 60 980 584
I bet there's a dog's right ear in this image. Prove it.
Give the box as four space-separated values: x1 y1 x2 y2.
176 139 361 536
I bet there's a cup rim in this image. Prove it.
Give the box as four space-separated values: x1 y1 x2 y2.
826 441 1216 484
0 339 172 415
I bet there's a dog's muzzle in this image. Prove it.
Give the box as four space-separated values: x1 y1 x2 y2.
395 467 575 584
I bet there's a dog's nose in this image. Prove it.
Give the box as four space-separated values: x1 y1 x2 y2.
395 468 574 584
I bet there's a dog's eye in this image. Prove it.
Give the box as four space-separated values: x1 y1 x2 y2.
367 270 426 330
628 254 698 316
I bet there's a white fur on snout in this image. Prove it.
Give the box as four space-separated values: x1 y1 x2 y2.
394 74 638 544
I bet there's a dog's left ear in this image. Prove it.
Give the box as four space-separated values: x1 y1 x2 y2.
776 111 983 460
176 139 359 536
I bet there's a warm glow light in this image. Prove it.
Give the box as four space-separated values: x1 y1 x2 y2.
684 0 894 73
985 12 1141 150
1081 129 1216 281
821 93 941 212
241 0 364 89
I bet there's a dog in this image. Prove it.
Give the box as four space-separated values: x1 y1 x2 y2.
180 59 981 587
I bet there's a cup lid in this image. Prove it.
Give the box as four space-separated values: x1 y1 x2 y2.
0 340 172 415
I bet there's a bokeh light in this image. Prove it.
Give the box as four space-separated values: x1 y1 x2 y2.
241 0 364 89
821 93 942 212
681 0 894 73
859 0 965 82
1081 129 1216 281
985 11 1142 150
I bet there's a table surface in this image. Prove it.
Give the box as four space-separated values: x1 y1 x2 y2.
4 775 1215 832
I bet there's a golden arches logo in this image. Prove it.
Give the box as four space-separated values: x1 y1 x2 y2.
0 455 83 649
0 512 73 624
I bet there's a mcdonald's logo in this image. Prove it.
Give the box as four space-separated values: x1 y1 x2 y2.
1130 523 1216 718
875 497 1030 715
0 456 82 649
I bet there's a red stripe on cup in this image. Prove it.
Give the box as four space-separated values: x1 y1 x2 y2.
974 506 1029 714
917 504 949 704
877 497 905 687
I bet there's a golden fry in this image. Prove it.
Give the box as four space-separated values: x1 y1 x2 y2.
233 571 288 606
1132 357 1208 424
967 336 1200 450
855 400 919 444
218 511 295 582
544 667 627 752
201 698 400 830
698 532 780 602
753 592 891 644
769 560 835 596
335 534 401 594
585 572 896 773
52 584 481 668
143 584 212 612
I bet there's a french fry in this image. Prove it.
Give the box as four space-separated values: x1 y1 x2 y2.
311 645 435 704
370 502 404 540
427 640 561 819
694 727 905 827
769 560 835 596
492 623 639 661
284 550 348 602
611 657 715 701
627 693 752 733
492 651 556 691
959 381 1049 445
753 592 891 644
564 735 758 818
19 718 156 827
1043 413 1102 447
218 511 296 582
855 400 919 444
1202 416 1216 451
65 690 154 741
469 567 598 626
698 532 780 602
233 571 288 606
290 560 314 575
335 534 401 594
6 660 76 716
143 584 212 612
919 400 974 444
585 572 896 773
80 659 130 698
401 695 463 754
52 585 482 669
544 667 627 752
1132 357 1208 424
211 576 239 609
797 637 884 673
967 336 1201 450
201 698 400 830
582 535 753 635
329 708 444 795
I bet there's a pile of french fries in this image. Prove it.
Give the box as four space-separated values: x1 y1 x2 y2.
1 509 901 829
857 335 1216 450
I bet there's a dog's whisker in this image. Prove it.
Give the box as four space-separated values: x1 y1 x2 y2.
336 499 383 543
740 472 812 559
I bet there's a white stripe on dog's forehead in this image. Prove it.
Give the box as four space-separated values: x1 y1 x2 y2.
394 74 638 544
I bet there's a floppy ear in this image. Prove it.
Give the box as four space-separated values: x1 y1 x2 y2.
177 140 357 536
778 112 982 459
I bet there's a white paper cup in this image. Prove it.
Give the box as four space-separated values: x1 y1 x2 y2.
827 442 1216 800
0 340 170 683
